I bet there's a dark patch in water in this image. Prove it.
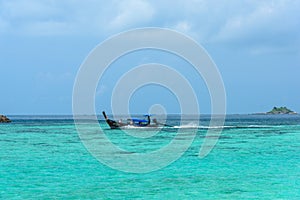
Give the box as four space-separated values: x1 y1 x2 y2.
221 188 248 194
0 139 23 143
116 151 133 155
63 140 79 144
16 129 48 134
31 142 59 147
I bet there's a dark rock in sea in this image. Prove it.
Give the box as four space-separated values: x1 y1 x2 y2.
0 115 11 123
266 106 297 115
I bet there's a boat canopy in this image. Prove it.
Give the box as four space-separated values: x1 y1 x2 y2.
131 118 148 123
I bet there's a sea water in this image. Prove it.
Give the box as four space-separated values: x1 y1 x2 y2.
0 115 299 199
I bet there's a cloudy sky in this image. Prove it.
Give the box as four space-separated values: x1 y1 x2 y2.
1 0 300 114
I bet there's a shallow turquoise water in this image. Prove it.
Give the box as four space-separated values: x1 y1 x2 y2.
0 115 299 199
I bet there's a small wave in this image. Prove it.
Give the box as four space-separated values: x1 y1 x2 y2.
169 124 276 129
121 125 164 129
118 124 277 130
172 125 234 129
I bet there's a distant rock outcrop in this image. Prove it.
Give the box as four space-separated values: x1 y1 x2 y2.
266 107 297 115
0 115 11 123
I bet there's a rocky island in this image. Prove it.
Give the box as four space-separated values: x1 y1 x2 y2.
0 115 11 123
266 106 297 115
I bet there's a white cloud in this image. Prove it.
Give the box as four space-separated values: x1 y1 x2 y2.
0 0 299 52
171 21 202 41
0 0 155 36
214 1 300 44
0 0 68 35
0 0 59 19
109 0 155 30
173 21 191 33
0 0 108 35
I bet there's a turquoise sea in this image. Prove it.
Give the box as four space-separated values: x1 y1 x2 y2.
1 115 299 199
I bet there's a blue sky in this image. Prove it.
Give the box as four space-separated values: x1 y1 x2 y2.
0 0 300 114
